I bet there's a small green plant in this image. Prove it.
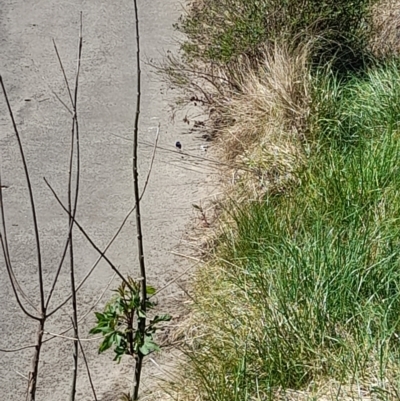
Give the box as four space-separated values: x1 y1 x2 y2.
90 277 171 363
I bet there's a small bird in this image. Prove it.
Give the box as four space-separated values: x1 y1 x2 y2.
175 141 182 150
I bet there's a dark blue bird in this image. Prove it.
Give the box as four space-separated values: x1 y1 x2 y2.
175 141 182 150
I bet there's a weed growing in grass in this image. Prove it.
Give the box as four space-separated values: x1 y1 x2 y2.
174 61 400 400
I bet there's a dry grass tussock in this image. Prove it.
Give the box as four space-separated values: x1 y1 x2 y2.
160 44 314 399
218 43 312 198
160 3 400 401
370 0 400 58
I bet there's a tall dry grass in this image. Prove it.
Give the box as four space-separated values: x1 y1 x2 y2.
217 43 312 197
169 60 400 401
370 0 400 58
161 2 400 401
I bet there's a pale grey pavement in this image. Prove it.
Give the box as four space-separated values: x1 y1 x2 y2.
0 1 210 399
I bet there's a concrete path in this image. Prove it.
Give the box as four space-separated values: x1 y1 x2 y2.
0 1 209 399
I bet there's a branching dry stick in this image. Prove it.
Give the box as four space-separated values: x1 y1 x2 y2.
0 166 39 311
0 76 47 401
44 178 132 288
44 124 161 313
70 317 98 401
46 207 134 316
52 39 74 107
45 37 81 309
0 177 39 319
46 124 160 318
0 84 45 312
131 0 147 399
1 17 87 399
69 13 83 401
0 344 37 353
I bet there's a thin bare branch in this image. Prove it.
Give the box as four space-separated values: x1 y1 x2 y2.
47 208 134 316
44 274 115 343
71 318 98 401
48 123 160 316
69 14 83 401
45 119 158 320
14 369 30 381
53 39 74 107
46 16 83 314
0 203 39 315
139 123 160 199
44 178 131 288
132 1 146 399
45 219 74 309
0 344 37 353
0 76 45 315
43 332 101 342
52 90 73 114
0 81 42 321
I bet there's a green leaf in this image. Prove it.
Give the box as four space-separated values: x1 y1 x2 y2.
139 336 160 355
146 299 156 309
192 203 202 211
90 325 114 335
89 326 101 335
146 285 156 296
113 345 126 363
98 335 113 353
94 312 105 322
150 314 172 325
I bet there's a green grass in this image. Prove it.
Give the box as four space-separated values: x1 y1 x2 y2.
177 61 400 400
176 0 377 69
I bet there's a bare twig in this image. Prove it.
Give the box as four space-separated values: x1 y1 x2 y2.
53 39 74 107
140 123 160 199
43 332 101 342
0 344 37 353
44 178 131 288
43 273 116 343
70 318 98 401
131 1 147 399
45 36 84 311
45 39 78 310
48 124 160 317
69 14 83 401
51 90 73 114
46 206 134 316
14 369 30 381
0 77 44 314
0 224 39 319
0 75 46 401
